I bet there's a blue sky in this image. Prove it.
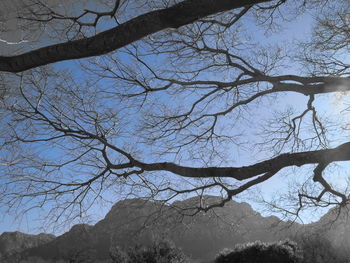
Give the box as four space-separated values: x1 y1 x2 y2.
0 2 349 235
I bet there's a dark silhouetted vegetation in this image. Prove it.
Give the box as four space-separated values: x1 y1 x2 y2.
109 239 189 263
215 240 302 263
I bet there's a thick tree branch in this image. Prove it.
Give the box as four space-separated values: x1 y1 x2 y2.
131 142 350 181
0 0 271 73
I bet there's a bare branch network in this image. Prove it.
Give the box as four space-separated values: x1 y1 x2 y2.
0 0 350 223
0 0 273 73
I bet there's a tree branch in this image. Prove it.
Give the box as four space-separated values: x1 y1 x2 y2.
0 0 272 73
132 142 350 181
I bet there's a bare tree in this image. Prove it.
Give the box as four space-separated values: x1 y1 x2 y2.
1 0 350 226
0 0 275 72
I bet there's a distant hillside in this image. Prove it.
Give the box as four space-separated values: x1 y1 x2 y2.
4 196 304 262
3 196 349 263
299 206 350 262
0 231 55 260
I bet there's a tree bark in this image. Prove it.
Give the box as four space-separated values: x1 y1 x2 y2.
0 0 272 73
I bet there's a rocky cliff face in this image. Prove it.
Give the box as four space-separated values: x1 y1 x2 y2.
6 196 302 262
0 231 55 260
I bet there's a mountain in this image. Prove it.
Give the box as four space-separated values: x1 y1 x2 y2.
11 196 350 262
297 206 350 262
0 231 55 260
3 196 305 263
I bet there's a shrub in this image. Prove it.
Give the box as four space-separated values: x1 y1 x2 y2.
109 239 189 263
215 240 302 263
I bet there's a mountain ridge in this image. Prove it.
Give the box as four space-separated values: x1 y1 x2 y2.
1 196 348 262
